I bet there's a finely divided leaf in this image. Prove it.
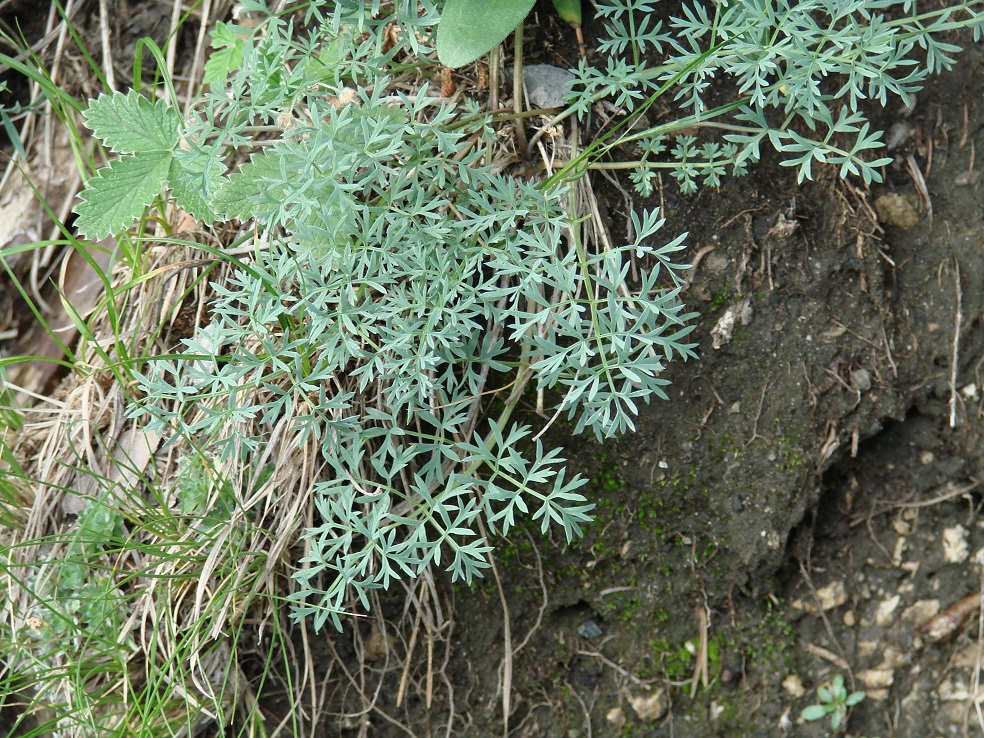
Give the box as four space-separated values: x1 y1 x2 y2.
168 160 216 223
83 90 181 154
212 151 283 221
169 149 225 222
74 153 172 239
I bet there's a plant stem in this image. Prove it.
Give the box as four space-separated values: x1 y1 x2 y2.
513 24 529 159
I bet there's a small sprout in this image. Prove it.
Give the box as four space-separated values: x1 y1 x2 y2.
801 674 865 730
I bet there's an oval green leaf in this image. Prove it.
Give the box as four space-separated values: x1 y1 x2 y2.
551 0 581 26
800 705 828 721
845 691 866 706
437 0 537 68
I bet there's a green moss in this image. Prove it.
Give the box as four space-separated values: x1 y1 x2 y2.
600 590 645 622
708 431 738 464
709 289 733 312
773 418 810 472
706 635 723 675
647 637 695 681
725 603 795 677
598 467 623 493
667 645 694 680
637 471 692 536
495 530 534 566
642 602 792 694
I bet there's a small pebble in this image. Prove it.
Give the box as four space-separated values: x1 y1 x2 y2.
782 674 806 697
900 599 940 625
850 368 871 392
874 193 920 229
522 65 575 108
858 668 894 690
578 620 603 639
875 594 901 626
943 525 969 563
605 707 626 729
629 689 668 722
792 581 847 614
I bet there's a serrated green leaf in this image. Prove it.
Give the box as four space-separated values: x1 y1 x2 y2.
204 40 245 87
212 177 253 221
212 151 283 221
74 152 172 239
83 90 181 155
211 21 238 49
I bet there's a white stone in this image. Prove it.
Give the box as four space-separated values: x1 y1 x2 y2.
943 524 969 563
628 690 668 722
782 674 806 697
900 599 940 625
938 678 969 702
792 581 847 615
605 707 626 729
875 594 901 626
972 546 984 566
858 668 894 689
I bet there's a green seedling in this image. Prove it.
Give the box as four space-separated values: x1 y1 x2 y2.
801 674 865 730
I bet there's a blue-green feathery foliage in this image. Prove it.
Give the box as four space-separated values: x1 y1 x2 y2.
131 88 696 626
112 5 697 630
569 0 983 193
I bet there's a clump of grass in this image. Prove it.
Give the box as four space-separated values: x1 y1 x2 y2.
0 5 304 736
